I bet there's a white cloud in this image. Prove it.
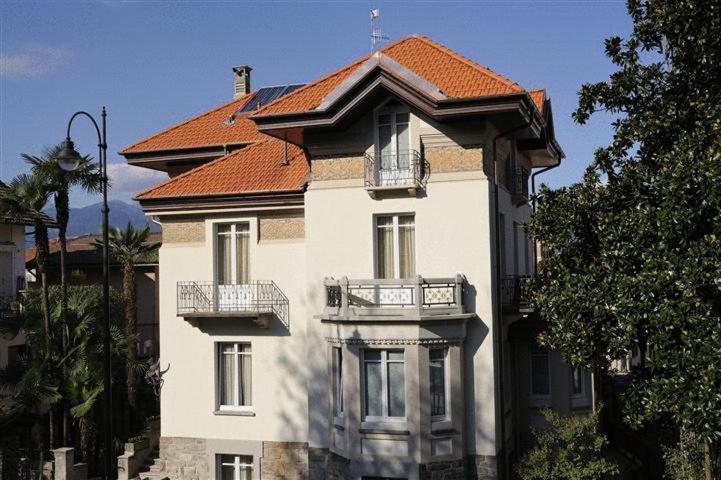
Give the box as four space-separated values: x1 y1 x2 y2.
0 45 71 78
106 163 168 202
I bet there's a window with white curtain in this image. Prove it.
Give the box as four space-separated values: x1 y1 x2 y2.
217 454 253 480
218 343 252 410
363 349 405 421
332 347 344 418
216 223 250 285
530 344 551 399
376 215 415 279
429 348 449 420
376 107 411 186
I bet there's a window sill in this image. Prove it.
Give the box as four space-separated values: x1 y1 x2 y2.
359 421 409 435
431 419 454 435
214 409 255 417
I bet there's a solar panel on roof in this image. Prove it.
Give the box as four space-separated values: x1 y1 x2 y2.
239 84 305 113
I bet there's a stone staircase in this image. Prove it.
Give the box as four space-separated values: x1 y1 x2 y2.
136 446 170 480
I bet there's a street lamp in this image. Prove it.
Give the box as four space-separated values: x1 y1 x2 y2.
57 107 113 480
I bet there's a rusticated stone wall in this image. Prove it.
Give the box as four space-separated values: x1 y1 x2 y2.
162 218 205 243
308 448 351 480
260 441 308 479
311 155 365 181
259 214 305 241
420 459 466 479
467 455 498 480
424 145 483 174
157 436 210 479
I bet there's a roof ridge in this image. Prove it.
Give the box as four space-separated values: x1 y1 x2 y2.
135 139 272 199
408 34 524 93
120 93 254 154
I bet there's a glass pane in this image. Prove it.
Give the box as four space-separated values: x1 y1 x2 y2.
430 349 445 417
396 112 410 124
387 350 404 362
220 465 235 480
217 233 232 285
531 355 550 395
364 361 383 417
572 367 583 395
236 231 249 284
398 223 415 278
239 343 251 353
220 351 235 406
365 350 382 361
217 224 231 234
221 343 235 354
239 467 253 480
239 353 252 406
387 362 405 417
379 125 393 168
376 219 395 279
396 122 409 166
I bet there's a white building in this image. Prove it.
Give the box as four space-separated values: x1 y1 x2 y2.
122 35 588 480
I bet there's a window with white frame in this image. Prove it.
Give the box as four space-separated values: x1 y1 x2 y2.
376 106 411 186
216 223 250 285
363 349 405 421
429 348 449 420
530 344 551 399
332 347 344 418
217 454 253 480
218 343 252 410
376 214 415 279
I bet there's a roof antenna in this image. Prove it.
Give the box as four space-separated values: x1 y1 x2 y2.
370 8 389 51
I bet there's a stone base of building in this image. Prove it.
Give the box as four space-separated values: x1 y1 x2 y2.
154 438 497 480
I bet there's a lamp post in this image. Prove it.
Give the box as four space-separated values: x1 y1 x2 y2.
57 107 113 480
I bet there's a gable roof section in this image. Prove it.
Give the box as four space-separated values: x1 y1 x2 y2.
135 140 308 200
0 180 57 226
121 94 267 155
258 35 535 116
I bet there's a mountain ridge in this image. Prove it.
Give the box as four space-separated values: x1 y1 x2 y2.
44 200 159 238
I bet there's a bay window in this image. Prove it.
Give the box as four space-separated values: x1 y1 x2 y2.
429 348 449 420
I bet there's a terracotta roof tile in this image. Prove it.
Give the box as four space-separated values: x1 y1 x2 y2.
260 35 531 115
136 140 308 199
121 94 267 154
528 89 546 113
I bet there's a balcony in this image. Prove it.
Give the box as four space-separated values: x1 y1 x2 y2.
177 281 289 328
364 149 424 196
505 164 530 206
501 275 534 313
323 274 468 321
0 295 18 321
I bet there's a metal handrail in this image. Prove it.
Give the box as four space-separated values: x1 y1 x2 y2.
500 275 534 308
364 149 424 188
177 281 289 326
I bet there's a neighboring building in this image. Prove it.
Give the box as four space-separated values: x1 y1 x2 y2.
121 35 586 480
25 232 161 358
0 180 55 368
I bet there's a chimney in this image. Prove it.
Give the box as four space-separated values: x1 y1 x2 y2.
233 65 252 98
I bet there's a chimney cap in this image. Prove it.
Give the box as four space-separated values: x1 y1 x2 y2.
233 65 253 74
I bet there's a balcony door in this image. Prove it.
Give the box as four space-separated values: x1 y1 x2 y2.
376 108 411 186
215 223 250 311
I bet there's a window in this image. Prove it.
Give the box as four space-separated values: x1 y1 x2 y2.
376 215 415 279
332 347 344 418
218 343 252 410
216 223 250 285
376 108 411 186
571 366 584 396
429 348 449 420
217 454 253 480
363 350 405 421
530 344 551 398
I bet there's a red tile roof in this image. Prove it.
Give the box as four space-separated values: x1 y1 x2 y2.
259 35 539 116
528 89 546 113
121 94 267 154
135 140 308 199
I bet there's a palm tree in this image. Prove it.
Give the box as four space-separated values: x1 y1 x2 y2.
97 223 157 417
24 144 101 444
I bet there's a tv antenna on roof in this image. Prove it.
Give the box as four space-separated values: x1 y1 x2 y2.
370 8 389 51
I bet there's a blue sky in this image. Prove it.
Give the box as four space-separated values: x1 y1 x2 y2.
0 1 630 207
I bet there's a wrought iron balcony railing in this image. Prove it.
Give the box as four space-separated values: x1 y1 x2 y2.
324 274 465 319
364 149 424 191
501 275 534 312
177 281 289 327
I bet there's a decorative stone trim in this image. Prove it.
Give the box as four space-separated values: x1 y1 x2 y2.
162 218 205 243
311 155 365 181
259 213 305 241
424 146 483 174
308 448 350 480
325 337 464 346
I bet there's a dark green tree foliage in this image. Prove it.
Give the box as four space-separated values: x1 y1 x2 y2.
527 0 721 477
518 410 618 480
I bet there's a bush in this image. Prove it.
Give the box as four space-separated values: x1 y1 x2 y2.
518 410 618 480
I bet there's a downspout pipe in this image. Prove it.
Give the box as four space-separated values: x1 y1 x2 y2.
530 156 562 214
491 118 532 479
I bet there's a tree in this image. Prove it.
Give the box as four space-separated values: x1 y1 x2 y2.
98 223 156 417
518 410 618 480
23 144 101 445
528 0 721 478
